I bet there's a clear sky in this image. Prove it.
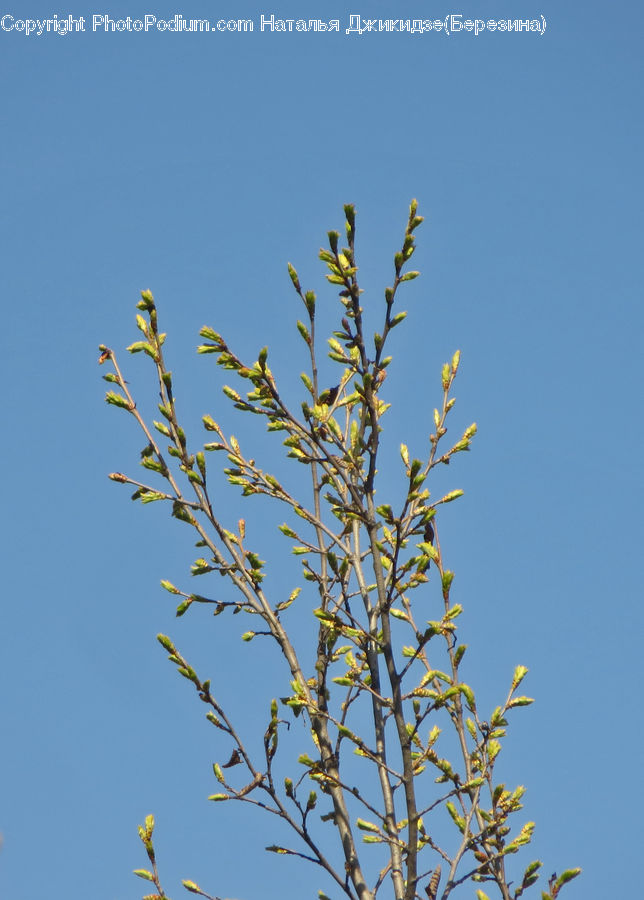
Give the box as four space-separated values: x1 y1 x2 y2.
1 2 641 899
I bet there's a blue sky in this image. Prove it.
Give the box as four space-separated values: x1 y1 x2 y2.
1 2 641 899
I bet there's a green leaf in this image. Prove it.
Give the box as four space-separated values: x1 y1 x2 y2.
152 422 172 439
459 683 476 709
141 458 165 474
313 609 337 624
276 586 300 611
135 314 149 334
208 793 229 801
420 670 451 687
157 634 175 653
105 391 132 410
553 868 582 888
296 321 311 344
202 415 219 432
376 504 394 523
507 696 535 708
199 325 223 342
454 644 467 666
356 818 381 833
505 821 535 853
446 801 466 833
133 869 155 881
389 608 409 622
440 489 464 504
127 340 156 356
488 739 502 761
139 491 166 504
441 571 455 592
512 664 529 689
523 861 542 878
287 262 301 291
172 501 195 525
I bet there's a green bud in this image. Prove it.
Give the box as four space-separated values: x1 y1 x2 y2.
161 579 181 594
133 869 154 881
287 263 301 291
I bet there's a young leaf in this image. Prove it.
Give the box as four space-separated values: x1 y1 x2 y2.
133 869 155 881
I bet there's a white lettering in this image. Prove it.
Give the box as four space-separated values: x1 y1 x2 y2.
346 14 361 34
2 13 85 33
219 19 252 32
347 16 378 34
0 14 88 35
